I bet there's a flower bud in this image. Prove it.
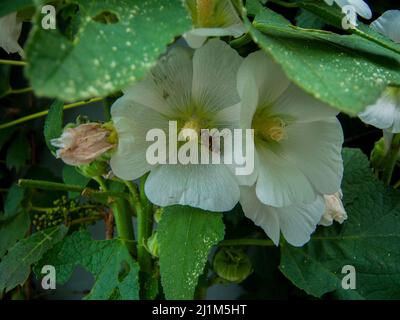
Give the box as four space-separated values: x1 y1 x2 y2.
78 160 109 178
319 191 348 226
51 123 116 166
213 248 253 283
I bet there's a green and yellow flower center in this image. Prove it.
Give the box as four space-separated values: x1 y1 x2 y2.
180 119 203 141
252 115 288 143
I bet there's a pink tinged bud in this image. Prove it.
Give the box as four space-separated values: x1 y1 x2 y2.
319 191 348 226
51 123 115 166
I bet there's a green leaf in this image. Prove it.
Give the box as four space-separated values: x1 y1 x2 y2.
3 184 25 220
158 205 225 300
36 230 139 300
245 7 400 115
295 9 325 29
25 0 191 101
6 132 30 171
0 225 67 293
43 100 64 154
62 165 91 198
0 211 30 258
0 0 33 17
280 148 400 299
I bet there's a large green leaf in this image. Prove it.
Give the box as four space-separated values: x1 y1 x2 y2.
244 6 400 115
36 230 139 300
25 0 191 101
0 0 33 17
43 100 64 155
0 211 30 258
158 205 225 300
0 225 67 293
280 149 400 299
62 165 91 198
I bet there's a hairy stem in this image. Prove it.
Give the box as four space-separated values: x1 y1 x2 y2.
382 134 400 185
0 59 27 66
0 97 103 130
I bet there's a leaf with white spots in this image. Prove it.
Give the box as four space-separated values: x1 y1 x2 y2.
25 0 191 101
158 205 225 300
244 6 400 115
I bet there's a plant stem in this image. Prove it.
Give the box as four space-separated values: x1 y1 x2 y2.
136 175 153 273
0 97 103 130
18 179 128 199
382 134 400 185
94 176 136 255
219 238 275 247
0 59 27 66
9 87 33 95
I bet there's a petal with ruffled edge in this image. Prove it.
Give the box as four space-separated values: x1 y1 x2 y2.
0 13 23 56
145 163 240 212
359 88 400 133
122 47 193 117
278 195 325 247
255 145 316 207
192 39 242 114
110 98 169 180
371 10 400 43
240 186 280 245
280 119 344 195
240 187 325 246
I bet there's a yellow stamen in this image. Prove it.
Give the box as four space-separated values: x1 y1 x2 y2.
253 117 287 143
196 0 215 27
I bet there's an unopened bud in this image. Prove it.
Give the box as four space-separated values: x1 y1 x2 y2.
51 123 116 166
213 248 253 283
320 191 348 227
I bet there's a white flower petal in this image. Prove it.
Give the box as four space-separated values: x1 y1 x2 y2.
110 98 169 180
371 10 400 43
183 32 207 49
272 83 339 123
359 89 400 133
0 13 23 55
123 47 193 117
192 39 242 113
281 119 344 195
145 164 240 212
278 195 325 247
237 51 290 109
346 0 372 19
255 146 316 207
240 186 280 245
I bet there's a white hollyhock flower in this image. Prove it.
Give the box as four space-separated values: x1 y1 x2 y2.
0 12 23 56
237 51 344 246
319 191 348 226
184 0 246 48
358 11 400 132
110 39 242 212
324 0 372 20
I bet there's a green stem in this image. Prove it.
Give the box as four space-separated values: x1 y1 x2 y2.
354 29 400 55
18 179 128 199
93 176 136 255
382 134 400 185
69 215 105 226
219 238 275 247
9 87 33 95
0 59 27 66
0 97 103 130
